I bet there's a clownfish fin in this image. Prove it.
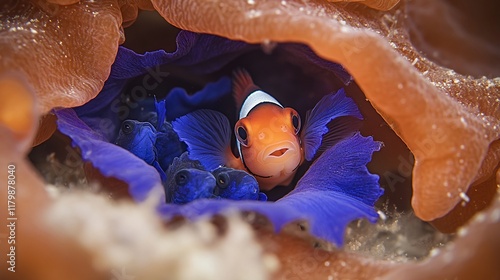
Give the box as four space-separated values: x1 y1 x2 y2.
154 96 166 131
172 109 238 171
301 88 363 161
232 68 260 110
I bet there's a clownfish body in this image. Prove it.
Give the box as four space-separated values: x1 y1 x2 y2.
173 69 363 191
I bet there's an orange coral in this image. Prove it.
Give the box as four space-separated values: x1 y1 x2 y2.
0 74 37 144
152 0 500 222
0 0 122 113
1 0 500 279
0 74 103 280
327 0 399 11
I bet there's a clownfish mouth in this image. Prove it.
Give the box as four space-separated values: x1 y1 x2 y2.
260 141 300 162
269 148 289 157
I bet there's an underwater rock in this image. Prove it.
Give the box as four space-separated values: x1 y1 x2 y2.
383 193 500 280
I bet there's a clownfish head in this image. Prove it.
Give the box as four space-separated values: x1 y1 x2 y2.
235 102 303 189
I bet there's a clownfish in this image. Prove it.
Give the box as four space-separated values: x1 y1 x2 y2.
172 69 362 191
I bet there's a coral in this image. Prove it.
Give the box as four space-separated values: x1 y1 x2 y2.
1 0 499 279
151 0 500 222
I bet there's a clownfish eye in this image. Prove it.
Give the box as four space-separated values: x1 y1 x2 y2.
175 170 189 186
121 121 135 135
291 111 301 135
235 125 249 147
216 173 230 189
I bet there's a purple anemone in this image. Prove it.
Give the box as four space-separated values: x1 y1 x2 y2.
55 31 383 246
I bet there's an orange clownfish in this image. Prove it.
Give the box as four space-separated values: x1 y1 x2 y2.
172 69 363 191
